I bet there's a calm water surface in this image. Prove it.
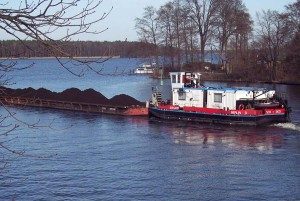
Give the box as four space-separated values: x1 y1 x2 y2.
0 58 300 200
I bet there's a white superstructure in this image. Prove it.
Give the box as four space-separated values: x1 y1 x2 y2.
170 72 276 110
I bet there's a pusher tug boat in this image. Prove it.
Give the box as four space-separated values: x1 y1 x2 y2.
149 72 291 126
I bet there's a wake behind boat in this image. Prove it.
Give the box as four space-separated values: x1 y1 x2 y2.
149 72 291 126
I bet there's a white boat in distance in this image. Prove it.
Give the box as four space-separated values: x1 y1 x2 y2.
134 64 154 74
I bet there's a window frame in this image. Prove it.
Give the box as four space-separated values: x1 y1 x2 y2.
178 91 186 100
214 93 222 103
171 75 177 83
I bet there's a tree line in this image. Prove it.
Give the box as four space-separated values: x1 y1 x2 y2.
135 0 300 83
0 40 157 58
0 0 299 83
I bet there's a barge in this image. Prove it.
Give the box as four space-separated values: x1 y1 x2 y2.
0 87 148 116
149 72 291 126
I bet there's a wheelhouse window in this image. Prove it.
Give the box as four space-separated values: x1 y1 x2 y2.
214 93 222 103
171 75 177 83
177 74 180 83
178 92 186 100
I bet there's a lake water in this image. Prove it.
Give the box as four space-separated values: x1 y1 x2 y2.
1 58 300 200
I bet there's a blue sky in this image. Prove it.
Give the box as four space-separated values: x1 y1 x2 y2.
97 0 297 41
1 0 297 41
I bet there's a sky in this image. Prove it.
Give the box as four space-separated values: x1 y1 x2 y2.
95 0 297 41
1 0 297 42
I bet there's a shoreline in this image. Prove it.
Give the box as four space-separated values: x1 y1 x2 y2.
0 56 121 60
151 73 300 86
1 57 299 85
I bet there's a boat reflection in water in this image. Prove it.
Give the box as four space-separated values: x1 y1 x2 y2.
152 121 292 151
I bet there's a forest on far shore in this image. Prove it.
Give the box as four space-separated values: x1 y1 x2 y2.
1 38 299 85
0 40 151 59
1 0 300 84
133 0 300 85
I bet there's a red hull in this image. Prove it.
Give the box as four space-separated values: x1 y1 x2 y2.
157 104 286 116
150 104 290 126
122 107 149 116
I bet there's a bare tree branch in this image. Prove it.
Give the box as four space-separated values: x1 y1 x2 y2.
0 0 113 76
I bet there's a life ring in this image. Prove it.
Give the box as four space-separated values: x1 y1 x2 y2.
238 104 245 110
